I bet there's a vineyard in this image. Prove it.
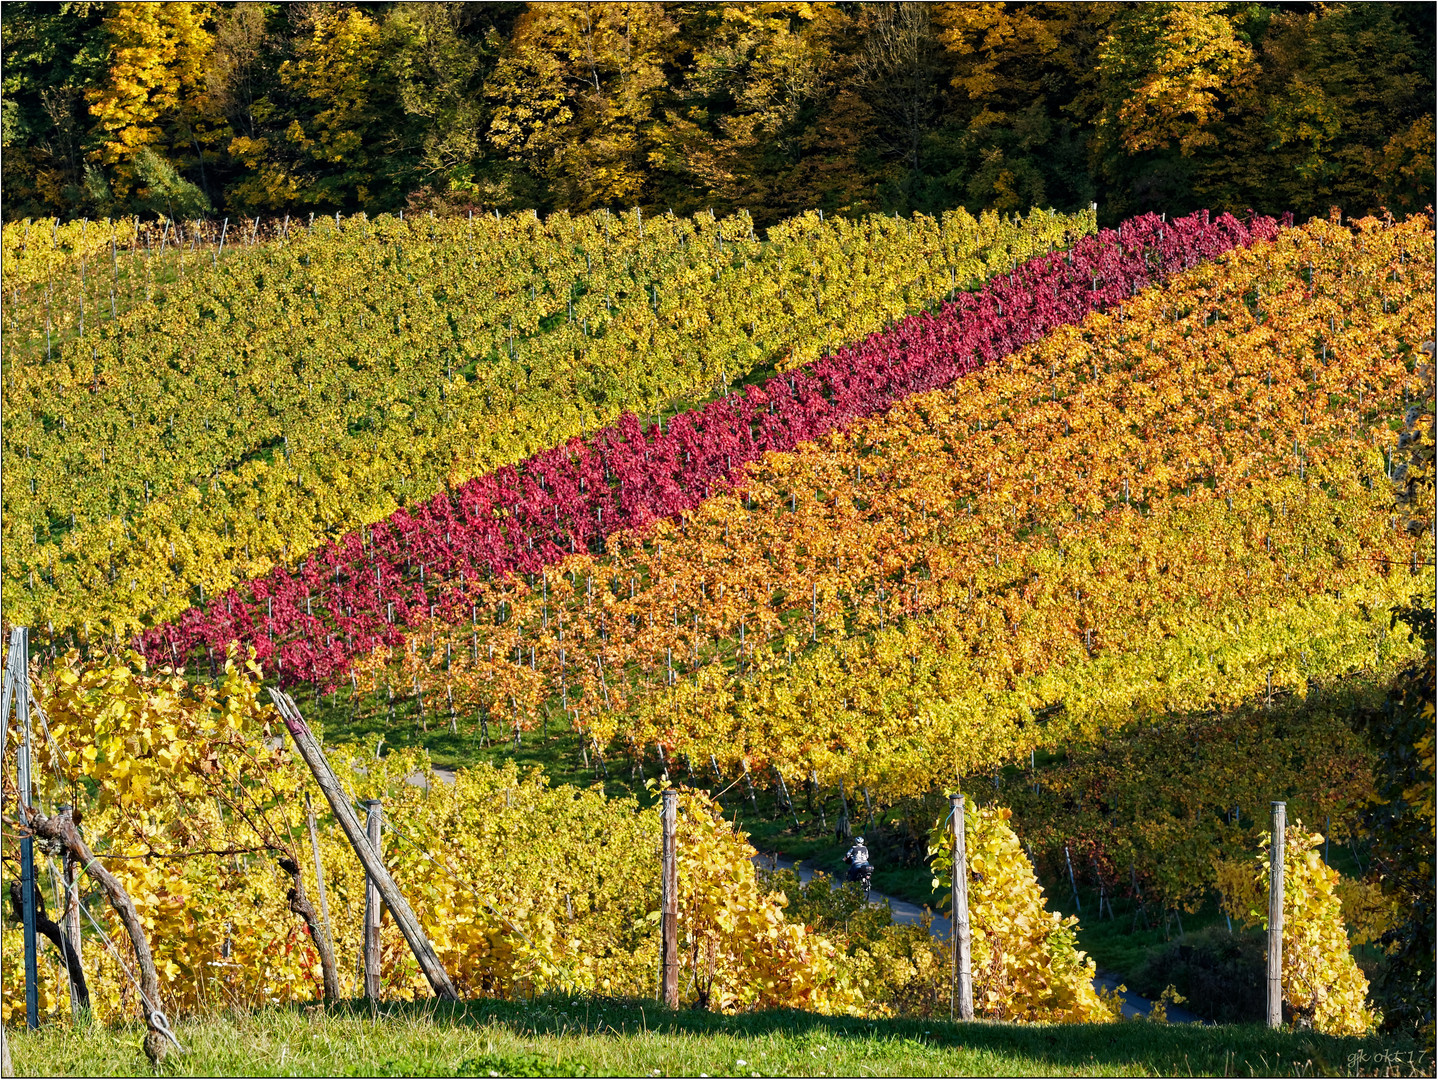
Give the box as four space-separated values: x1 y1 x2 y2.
1 200 1434 1070
4 205 1093 640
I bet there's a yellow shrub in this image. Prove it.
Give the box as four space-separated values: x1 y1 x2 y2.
1214 824 1378 1034
929 802 1117 1023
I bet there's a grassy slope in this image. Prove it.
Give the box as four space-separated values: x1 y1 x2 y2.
9 997 1425 1078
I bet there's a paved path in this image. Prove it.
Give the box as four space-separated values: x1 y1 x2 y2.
753 852 1206 1024
406 766 457 788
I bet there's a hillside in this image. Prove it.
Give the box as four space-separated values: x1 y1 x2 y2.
0 203 1433 1070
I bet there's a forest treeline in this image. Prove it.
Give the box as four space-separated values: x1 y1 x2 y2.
2 1 1433 226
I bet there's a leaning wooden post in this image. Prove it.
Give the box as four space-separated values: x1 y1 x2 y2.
363 800 384 1000
269 689 459 1000
1267 800 1286 1029
951 794 974 1021
660 788 679 1009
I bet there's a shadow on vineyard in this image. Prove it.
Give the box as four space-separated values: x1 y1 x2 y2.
291 647 1427 1033
288 599 1430 1022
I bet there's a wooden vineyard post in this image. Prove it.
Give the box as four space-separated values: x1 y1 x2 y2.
1065 844 1083 913
660 788 679 1009
951 794 973 1021
363 800 383 1000
63 848 82 1010
304 793 337 993
1267 801 1286 1029
269 690 459 1000
3 627 41 1030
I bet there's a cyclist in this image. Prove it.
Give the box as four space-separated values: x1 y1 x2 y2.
843 836 873 894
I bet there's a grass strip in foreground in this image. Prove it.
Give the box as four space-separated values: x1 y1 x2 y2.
6 997 1428 1077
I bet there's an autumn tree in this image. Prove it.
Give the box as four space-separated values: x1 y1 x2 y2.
226 4 418 210
1193 3 1436 219
205 2 277 152
85 1 220 206
388 3 505 208
849 3 945 210
1092 2 1253 218
651 2 873 223
931 2 1116 214
487 2 681 211
0 3 112 217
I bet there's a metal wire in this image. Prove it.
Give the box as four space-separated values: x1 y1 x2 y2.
55 861 184 1052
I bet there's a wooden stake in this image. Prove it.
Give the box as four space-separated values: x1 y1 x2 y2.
951 794 973 1021
269 690 458 1000
363 800 383 1000
63 848 82 1009
1267 801 1286 1029
1065 844 1083 913
660 789 679 1008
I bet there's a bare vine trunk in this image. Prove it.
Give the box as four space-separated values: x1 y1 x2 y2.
25 806 170 1064
278 856 341 1001
7 878 89 1010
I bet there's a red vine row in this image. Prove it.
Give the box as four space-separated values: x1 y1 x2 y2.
139 209 1284 685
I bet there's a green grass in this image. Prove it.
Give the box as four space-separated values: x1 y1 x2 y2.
7 996 1429 1078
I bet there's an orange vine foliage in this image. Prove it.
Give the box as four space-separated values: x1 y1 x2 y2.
358 213 1432 799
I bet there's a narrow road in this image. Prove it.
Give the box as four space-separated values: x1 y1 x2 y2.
754 852 1206 1024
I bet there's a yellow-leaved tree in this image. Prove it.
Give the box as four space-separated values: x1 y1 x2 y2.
1094 2 1252 159
486 2 680 210
85 1 219 201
